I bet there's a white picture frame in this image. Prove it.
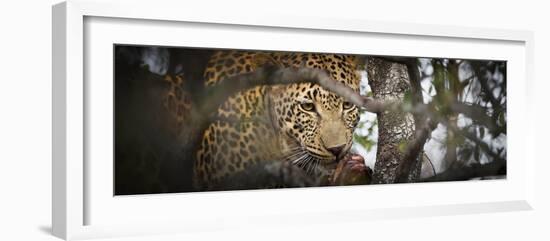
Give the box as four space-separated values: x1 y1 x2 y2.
52 0 535 240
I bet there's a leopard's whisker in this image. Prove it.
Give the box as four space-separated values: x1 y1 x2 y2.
300 155 312 169
311 157 318 174
284 152 300 161
291 154 305 165
291 153 308 165
311 158 318 175
314 159 321 175
306 156 315 175
282 146 304 159
285 151 305 162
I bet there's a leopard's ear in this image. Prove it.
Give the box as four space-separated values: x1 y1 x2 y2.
251 53 284 68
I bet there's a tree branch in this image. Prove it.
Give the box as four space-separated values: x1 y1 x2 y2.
471 61 502 113
394 118 438 183
199 66 389 115
420 159 505 182
454 126 506 163
450 102 504 134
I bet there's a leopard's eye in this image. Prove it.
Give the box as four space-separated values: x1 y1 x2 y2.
300 102 315 112
343 101 354 110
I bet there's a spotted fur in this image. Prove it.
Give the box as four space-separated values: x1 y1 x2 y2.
194 50 362 190
162 74 193 133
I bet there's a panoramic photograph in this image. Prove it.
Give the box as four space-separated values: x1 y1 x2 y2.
114 46 507 195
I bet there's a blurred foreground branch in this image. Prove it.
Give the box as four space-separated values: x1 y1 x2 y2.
420 159 506 182
199 65 388 115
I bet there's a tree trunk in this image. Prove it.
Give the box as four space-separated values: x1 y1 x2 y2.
366 57 421 183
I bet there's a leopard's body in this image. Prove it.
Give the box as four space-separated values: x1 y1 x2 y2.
193 50 363 190
162 74 193 133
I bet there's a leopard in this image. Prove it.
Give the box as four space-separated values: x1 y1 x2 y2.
193 50 366 191
162 74 194 134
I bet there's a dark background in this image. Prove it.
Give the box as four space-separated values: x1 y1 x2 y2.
114 46 215 194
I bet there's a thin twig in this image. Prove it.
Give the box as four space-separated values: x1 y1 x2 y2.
424 153 437 177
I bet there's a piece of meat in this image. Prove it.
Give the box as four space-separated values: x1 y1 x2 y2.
330 153 372 186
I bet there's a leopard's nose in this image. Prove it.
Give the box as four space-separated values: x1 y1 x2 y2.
327 144 345 158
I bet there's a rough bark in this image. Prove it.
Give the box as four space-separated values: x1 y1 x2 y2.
366 58 421 184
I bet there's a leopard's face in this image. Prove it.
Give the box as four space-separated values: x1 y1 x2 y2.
269 54 361 171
